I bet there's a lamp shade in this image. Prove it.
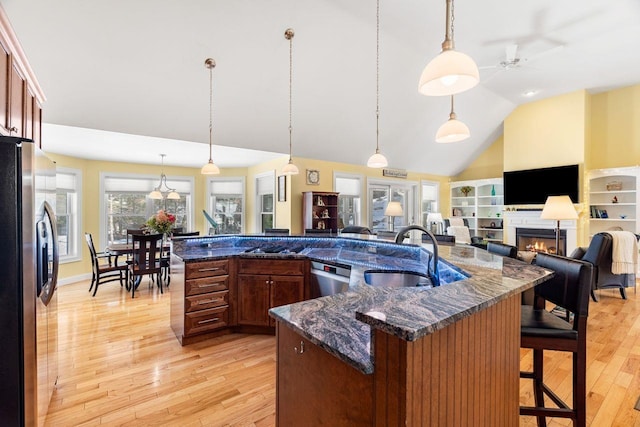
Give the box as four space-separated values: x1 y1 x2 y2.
426 212 444 224
367 151 388 168
148 190 163 200
540 195 578 220
418 50 479 96
201 161 220 175
282 160 299 175
167 191 180 200
384 201 403 217
435 117 470 143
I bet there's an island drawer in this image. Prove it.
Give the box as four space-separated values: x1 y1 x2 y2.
185 306 229 335
185 290 229 312
238 259 305 276
186 275 228 296
185 259 229 279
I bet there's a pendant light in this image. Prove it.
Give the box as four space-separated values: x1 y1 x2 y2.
418 0 479 96
367 0 389 168
201 58 220 175
435 95 470 143
149 154 180 200
282 28 299 175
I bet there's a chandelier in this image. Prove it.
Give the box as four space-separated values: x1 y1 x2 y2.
149 154 180 200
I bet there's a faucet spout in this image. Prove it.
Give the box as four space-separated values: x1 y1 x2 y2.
395 225 439 286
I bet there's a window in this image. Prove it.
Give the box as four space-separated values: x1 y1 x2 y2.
256 172 275 233
101 173 193 245
208 177 245 234
334 173 362 229
56 168 81 262
421 181 440 227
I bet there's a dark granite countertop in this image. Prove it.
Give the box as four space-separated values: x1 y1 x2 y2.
171 235 553 374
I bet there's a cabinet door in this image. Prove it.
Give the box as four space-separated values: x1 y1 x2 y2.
25 87 34 140
0 34 9 134
33 101 41 148
270 275 304 326
9 62 25 136
237 274 271 326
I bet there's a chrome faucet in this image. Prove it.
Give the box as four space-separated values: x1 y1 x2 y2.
395 225 440 286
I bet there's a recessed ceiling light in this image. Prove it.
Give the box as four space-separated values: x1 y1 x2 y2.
523 90 539 97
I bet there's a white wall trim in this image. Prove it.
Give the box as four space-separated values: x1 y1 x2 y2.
57 273 92 286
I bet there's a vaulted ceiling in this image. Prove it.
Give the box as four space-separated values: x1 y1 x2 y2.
2 0 639 175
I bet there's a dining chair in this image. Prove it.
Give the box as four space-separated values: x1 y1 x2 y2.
128 233 164 298
85 233 127 297
487 241 518 258
520 252 593 427
264 228 290 236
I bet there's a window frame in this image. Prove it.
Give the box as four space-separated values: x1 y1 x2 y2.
56 167 82 263
206 176 246 235
255 171 275 233
366 178 418 232
420 180 440 227
334 172 364 228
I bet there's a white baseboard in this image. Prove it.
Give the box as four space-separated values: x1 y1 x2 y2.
57 273 92 286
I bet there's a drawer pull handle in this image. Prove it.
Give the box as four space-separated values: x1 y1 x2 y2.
198 298 221 305
198 317 220 324
198 267 221 272
197 283 222 288
294 341 305 354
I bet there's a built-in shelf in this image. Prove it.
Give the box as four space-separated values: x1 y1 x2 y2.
450 178 503 241
588 167 639 236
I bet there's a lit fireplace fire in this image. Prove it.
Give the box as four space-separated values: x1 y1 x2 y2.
523 239 557 254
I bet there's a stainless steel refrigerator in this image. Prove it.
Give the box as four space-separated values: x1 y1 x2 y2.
0 136 59 426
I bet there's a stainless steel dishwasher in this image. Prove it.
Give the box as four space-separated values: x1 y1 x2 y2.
310 261 351 298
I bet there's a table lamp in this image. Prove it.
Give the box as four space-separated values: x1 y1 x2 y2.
540 195 578 255
426 212 444 235
384 201 403 232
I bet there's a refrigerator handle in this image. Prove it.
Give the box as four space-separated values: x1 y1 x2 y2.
41 201 59 305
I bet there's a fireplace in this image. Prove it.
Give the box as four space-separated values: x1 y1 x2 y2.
516 228 567 256
505 210 577 256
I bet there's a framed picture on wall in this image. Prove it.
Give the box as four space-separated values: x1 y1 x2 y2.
278 175 286 202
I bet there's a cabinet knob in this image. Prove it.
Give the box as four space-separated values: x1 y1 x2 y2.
294 341 305 354
265 280 270 284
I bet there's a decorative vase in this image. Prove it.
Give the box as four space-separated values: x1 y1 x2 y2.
491 185 496 196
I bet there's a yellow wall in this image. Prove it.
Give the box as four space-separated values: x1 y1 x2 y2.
453 135 504 181
589 83 640 169
504 90 588 171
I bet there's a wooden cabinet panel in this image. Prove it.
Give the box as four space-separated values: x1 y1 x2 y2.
25 87 33 140
276 322 374 426
184 306 229 335
33 101 41 148
238 258 304 276
302 191 340 233
9 63 25 136
237 275 271 326
270 275 304 326
185 290 229 313
185 275 228 296
185 259 229 279
0 34 8 134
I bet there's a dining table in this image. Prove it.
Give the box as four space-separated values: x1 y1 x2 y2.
106 242 172 286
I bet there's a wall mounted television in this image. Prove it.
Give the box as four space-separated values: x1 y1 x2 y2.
503 164 579 205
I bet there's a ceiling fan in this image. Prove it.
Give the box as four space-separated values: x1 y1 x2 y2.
480 43 564 76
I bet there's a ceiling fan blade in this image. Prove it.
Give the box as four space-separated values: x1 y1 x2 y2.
478 64 498 70
505 44 518 62
524 45 565 63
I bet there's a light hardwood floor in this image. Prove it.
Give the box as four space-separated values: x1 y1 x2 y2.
47 279 640 426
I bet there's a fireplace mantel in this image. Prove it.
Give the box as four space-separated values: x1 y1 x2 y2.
504 210 578 255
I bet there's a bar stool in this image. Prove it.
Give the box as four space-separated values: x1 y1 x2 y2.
520 252 593 426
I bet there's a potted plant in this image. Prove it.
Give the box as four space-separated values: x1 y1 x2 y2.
460 186 473 197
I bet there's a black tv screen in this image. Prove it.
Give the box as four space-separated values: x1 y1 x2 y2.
503 164 579 205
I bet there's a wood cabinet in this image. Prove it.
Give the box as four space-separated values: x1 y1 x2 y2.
237 258 306 328
171 258 235 344
302 191 340 233
588 166 639 237
450 178 504 242
0 12 45 146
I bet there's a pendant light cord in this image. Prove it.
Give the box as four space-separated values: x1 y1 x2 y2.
209 62 213 162
288 30 293 161
375 0 380 153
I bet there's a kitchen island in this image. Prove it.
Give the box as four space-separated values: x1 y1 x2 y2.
171 235 552 426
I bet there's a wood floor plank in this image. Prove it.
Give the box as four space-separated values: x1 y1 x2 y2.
46 279 640 426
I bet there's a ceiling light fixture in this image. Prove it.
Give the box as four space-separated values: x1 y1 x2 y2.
149 154 180 200
435 95 470 143
367 0 389 169
523 89 539 97
418 0 479 96
282 28 299 176
201 58 220 175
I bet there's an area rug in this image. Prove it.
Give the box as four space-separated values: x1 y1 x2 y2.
635 396 640 411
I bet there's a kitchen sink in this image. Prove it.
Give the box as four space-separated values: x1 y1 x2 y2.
363 270 433 288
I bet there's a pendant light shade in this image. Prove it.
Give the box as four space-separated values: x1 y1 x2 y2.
367 0 388 168
201 58 220 175
149 154 181 200
435 95 470 143
418 0 479 97
282 28 299 176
